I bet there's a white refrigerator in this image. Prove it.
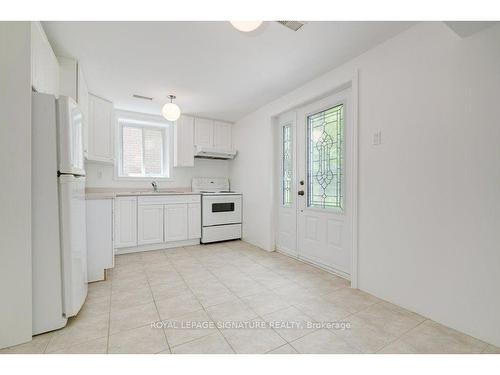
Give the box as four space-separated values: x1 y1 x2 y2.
32 92 88 335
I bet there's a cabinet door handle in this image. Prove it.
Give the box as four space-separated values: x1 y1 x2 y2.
298 190 305 196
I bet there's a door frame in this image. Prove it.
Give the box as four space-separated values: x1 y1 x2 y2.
273 71 359 288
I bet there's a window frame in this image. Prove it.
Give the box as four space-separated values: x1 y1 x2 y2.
114 111 172 181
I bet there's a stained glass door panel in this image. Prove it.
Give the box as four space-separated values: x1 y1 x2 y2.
307 104 344 210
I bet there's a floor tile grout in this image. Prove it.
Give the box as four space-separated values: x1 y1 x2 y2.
165 247 237 354
11 240 495 354
145 255 173 354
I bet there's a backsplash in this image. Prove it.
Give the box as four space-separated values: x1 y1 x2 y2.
85 158 229 189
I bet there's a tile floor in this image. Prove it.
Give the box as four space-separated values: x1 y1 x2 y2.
2 240 499 354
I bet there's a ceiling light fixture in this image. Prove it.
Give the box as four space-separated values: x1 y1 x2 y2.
230 21 263 33
162 95 181 122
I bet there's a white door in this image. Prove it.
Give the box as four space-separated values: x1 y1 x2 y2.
213 121 232 150
202 195 242 226
138 204 164 245
58 175 88 317
276 111 298 257
88 94 114 162
164 204 188 242
194 118 214 148
277 90 352 277
174 115 195 167
114 196 138 248
57 96 85 175
86 199 113 282
188 203 202 239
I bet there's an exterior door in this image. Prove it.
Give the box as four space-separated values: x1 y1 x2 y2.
277 89 352 277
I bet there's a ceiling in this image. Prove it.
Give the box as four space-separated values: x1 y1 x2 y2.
43 21 414 122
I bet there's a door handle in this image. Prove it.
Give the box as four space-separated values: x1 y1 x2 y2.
298 190 305 196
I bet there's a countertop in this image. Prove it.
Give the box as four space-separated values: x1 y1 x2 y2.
85 187 201 200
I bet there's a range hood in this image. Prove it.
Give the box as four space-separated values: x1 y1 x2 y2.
194 146 237 160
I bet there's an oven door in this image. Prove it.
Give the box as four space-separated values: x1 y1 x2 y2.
203 195 242 226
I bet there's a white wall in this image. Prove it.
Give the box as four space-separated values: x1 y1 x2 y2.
86 159 229 189
0 22 32 348
229 22 500 346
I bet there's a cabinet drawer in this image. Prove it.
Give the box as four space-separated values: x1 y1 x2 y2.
138 194 200 205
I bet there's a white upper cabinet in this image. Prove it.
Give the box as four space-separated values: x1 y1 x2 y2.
194 118 214 148
77 66 90 157
58 57 90 157
176 116 234 167
174 115 195 167
31 22 59 96
213 121 232 151
58 57 78 101
194 118 233 151
88 94 114 163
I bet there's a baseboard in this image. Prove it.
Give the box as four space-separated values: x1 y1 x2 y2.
276 247 351 282
115 239 200 255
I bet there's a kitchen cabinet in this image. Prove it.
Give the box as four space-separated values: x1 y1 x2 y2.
188 203 201 239
114 196 137 248
164 204 188 242
58 57 90 157
213 121 232 151
174 115 195 167
194 118 214 148
31 22 59 96
86 199 114 282
194 118 232 151
78 66 90 157
88 94 114 163
58 57 78 101
138 204 164 245
115 195 201 251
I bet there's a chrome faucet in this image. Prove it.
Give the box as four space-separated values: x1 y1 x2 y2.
151 180 159 192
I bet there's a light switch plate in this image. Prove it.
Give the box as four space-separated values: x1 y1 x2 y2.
372 131 382 145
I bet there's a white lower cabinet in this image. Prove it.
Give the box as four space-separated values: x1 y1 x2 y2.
115 195 201 251
86 199 114 282
114 196 138 248
164 204 188 242
138 204 164 245
188 203 201 239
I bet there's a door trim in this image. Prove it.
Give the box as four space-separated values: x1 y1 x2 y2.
273 70 359 287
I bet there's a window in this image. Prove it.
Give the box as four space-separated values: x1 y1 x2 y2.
281 123 293 207
117 117 170 179
307 103 344 210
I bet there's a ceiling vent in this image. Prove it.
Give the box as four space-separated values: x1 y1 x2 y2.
132 94 153 101
277 21 305 31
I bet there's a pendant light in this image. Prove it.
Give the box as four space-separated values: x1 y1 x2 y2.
162 95 181 122
230 21 263 33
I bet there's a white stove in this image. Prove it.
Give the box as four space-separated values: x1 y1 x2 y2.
192 177 242 243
